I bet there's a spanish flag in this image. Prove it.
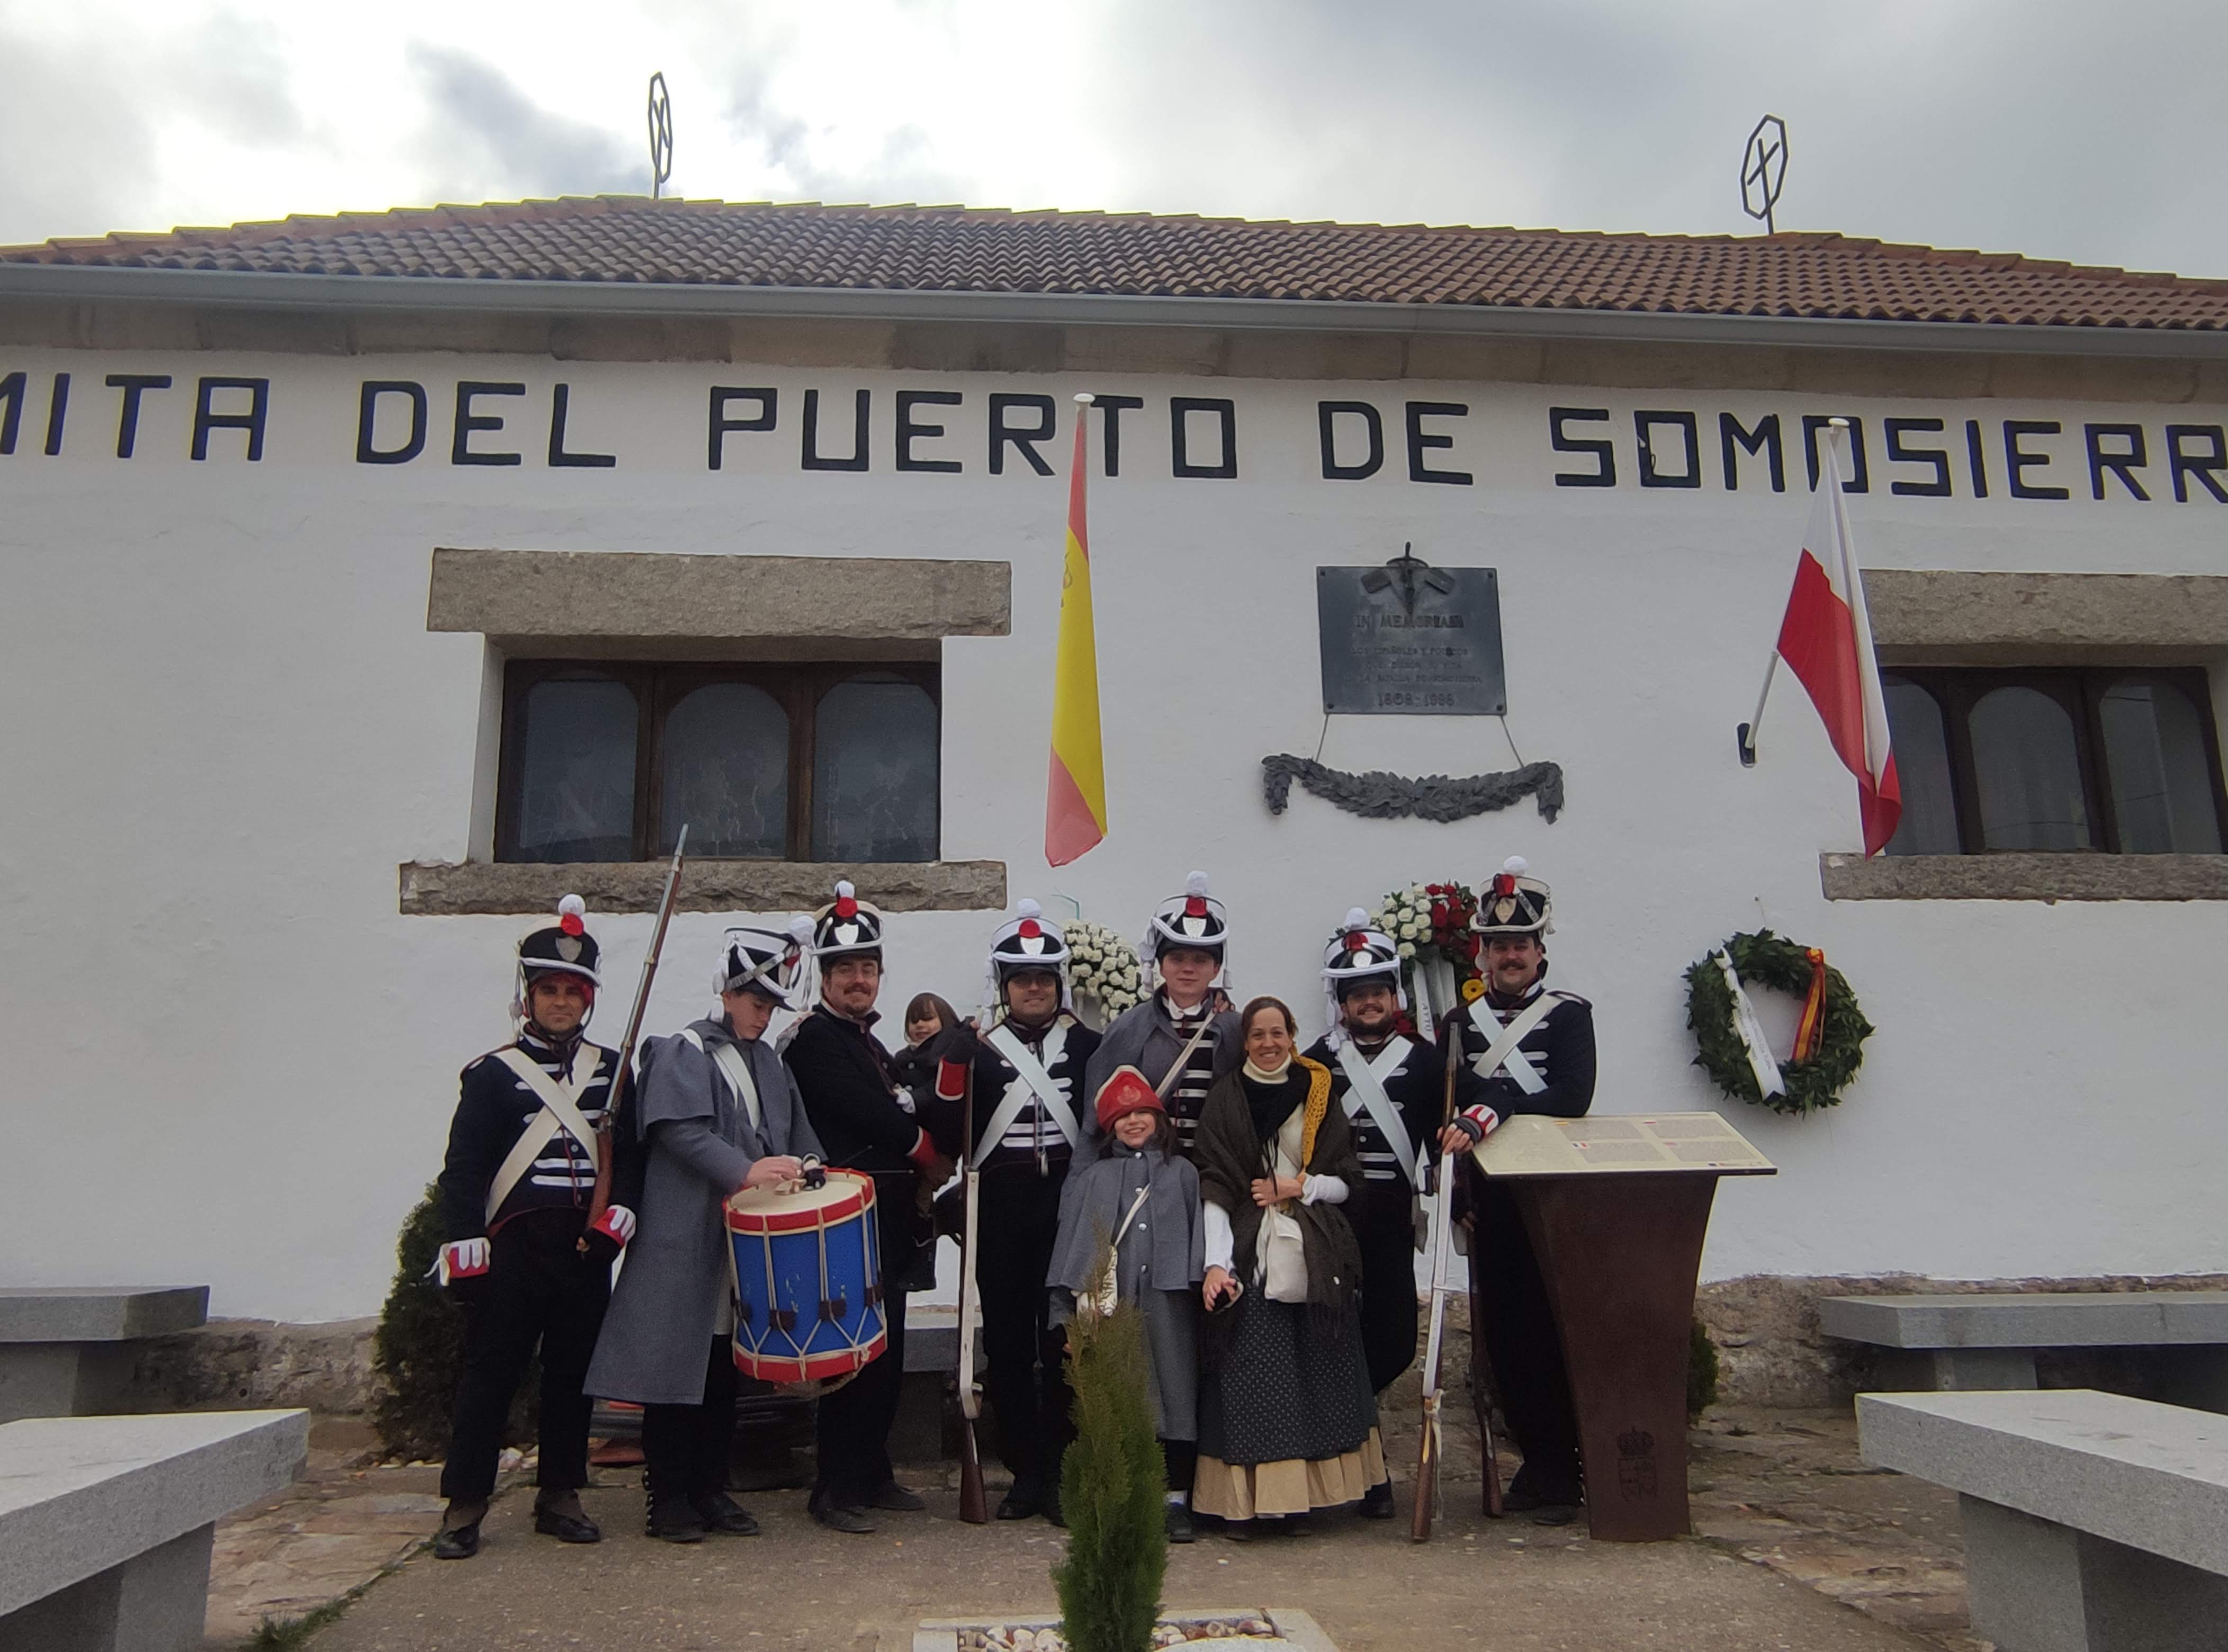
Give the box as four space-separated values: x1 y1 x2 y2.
1045 396 1107 866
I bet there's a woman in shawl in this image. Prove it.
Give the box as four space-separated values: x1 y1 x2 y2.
1192 996 1389 1536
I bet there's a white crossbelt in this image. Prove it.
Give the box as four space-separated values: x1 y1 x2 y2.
1335 1038 1422 1190
1468 993 1562 1096
485 1043 603 1222
976 1022 1083 1166
679 1027 766 1133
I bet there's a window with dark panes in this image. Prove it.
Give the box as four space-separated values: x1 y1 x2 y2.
1879 667 2226 857
496 661 939 864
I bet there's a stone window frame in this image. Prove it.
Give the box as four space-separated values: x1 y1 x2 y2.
1826 570 2228 902
401 547 1011 915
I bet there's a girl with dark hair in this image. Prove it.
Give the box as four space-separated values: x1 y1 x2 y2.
1190 996 1388 1536
1046 1066 1207 1542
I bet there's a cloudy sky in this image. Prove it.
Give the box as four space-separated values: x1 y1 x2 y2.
2 0 2221 277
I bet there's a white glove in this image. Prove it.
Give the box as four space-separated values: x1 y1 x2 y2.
590 1205 637 1246
435 1237 490 1287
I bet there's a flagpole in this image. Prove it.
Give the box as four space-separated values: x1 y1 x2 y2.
1736 652 1777 767
1740 418 1848 768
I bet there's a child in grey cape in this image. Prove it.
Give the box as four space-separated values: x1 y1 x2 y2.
1046 1064 1208 1542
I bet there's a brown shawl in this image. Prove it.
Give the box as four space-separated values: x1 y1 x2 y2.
1193 1057 1365 1329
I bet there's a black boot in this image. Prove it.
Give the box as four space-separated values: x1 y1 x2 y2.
1165 1503 1195 1544
691 1490 760 1536
433 1499 486 1560
645 1469 706 1544
1359 1480 1396 1520
997 1476 1042 1521
533 1489 602 1543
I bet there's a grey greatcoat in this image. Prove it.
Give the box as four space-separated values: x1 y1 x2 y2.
1047 1143 1206 1440
583 1016 824 1407
1081 995 1242 1148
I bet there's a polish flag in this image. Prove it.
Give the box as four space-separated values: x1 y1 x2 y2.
1773 428 1902 856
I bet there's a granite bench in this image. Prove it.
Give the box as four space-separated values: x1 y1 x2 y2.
0 1288 211 1424
0 1409 308 1652
1859 1389 2228 1652
1819 1291 2228 1407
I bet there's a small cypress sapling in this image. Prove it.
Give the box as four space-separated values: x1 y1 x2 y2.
1052 1239 1166 1652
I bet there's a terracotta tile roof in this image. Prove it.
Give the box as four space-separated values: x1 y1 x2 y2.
7 196 2227 332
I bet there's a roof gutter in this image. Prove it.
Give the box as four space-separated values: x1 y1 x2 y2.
3 260 2226 361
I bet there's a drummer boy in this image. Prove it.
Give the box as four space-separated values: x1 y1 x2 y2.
583 923 825 1543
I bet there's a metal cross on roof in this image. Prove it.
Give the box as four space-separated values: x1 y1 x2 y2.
647 73 674 201
1741 114 1789 235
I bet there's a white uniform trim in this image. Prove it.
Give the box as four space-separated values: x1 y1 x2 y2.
678 1026 766 1132
1468 992 1564 1096
976 1022 1083 1166
1334 1038 1422 1190
485 1043 603 1222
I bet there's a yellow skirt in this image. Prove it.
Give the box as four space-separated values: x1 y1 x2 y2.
1190 1427 1387 1520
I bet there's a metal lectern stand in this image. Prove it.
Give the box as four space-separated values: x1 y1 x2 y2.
1470 1112 1776 1542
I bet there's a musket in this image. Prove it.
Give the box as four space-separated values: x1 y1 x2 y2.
580 826 688 1252
955 1056 990 1523
1413 1000 1484 1540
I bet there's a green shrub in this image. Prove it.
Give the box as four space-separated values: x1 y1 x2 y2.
1687 1315 1721 1420
370 1185 536 1461
1054 1269 1166 1652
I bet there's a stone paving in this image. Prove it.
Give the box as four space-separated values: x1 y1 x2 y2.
201 1397 1982 1650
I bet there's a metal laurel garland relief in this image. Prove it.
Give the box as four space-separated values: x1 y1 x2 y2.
1260 755 1565 824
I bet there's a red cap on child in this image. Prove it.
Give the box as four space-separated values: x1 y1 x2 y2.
1093 1065 1164 1133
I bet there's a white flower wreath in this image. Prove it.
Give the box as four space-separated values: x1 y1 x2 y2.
1064 918 1144 1023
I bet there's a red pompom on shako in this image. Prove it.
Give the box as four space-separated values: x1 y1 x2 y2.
1094 1065 1165 1133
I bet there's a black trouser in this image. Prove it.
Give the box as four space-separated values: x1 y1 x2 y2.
441 1208 607 1504
1162 1438 1197 1498
1470 1178 1583 1501
1353 1187 1421 1397
814 1186 913 1509
976 1168 1072 1491
643 1337 739 1505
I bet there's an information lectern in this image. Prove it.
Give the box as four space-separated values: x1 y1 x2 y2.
1470 1111 1775 1541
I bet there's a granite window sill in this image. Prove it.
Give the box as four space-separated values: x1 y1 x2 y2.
1820 852 2228 902
399 859 1007 915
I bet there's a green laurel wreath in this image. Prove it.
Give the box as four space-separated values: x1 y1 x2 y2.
1683 929 1873 1117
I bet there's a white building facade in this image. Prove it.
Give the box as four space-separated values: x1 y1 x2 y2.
3 204 2224 1324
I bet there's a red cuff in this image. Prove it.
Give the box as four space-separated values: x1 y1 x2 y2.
907 1129 939 1169
1458 1103 1499 1139
935 1058 968 1102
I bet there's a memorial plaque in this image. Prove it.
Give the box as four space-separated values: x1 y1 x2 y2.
1472 1112 1777 1179
1316 562 1505 715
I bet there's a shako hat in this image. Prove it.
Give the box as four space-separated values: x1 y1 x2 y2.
811 880 885 959
984 897 1073 1019
989 898 1072 979
1142 872 1228 964
1322 908 1402 996
1472 857 1553 939
1093 1065 1166 1133
716 918 814 1007
519 894 601 987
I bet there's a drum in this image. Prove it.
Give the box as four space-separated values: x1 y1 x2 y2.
726 1168 887 1387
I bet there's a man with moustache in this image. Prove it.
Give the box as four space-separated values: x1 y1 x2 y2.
783 881 952 1534
1453 857 1597 1523
1300 908 1492 1518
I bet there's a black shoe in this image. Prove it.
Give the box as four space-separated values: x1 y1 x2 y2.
690 1491 760 1536
1528 1501 1581 1527
996 1481 1041 1521
812 1502 877 1534
867 1480 927 1513
1044 1486 1066 1529
432 1521 481 1560
1503 1480 1584 1515
1359 1480 1395 1520
1166 1504 1195 1544
646 1496 707 1543
533 1491 602 1544
1221 1518 1254 1542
